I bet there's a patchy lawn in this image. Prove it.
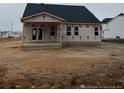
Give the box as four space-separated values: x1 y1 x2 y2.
0 38 124 88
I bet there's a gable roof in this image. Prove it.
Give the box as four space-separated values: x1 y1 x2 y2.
102 18 113 23
22 3 100 23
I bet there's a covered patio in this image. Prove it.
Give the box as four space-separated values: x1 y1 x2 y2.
21 22 63 48
21 11 65 48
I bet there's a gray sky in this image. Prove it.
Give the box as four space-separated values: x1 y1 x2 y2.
0 3 26 32
0 3 124 32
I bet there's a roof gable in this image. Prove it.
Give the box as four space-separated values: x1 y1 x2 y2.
22 3 100 23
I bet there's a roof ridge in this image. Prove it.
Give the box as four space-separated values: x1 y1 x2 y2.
103 18 113 19
27 3 85 7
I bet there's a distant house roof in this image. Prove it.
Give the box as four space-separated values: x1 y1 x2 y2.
102 13 124 24
22 3 100 23
102 18 113 23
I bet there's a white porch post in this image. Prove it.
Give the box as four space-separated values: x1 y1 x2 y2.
60 22 63 43
22 23 25 42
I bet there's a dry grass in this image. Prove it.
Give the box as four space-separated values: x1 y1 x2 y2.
0 38 124 88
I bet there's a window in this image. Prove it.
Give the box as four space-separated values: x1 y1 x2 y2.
50 26 56 36
95 27 99 31
67 26 71 36
74 27 79 35
94 27 99 36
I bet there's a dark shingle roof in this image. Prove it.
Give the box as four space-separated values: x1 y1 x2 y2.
102 18 113 23
118 13 124 16
22 3 100 23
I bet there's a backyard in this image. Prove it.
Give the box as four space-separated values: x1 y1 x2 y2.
0 38 124 88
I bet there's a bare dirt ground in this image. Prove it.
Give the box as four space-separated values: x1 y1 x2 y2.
0 38 124 88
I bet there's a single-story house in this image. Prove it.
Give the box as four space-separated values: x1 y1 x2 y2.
21 3 102 47
102 13 124 39
0 31 21 38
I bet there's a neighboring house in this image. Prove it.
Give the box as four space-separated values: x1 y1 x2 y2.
0 31 21 38
102 13 124 38
21 3 101 47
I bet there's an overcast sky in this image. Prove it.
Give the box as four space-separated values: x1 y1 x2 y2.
0 3 124 32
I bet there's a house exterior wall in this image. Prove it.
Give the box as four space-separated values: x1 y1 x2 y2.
62 24 101 42
22 23 101 43
102 16 124 38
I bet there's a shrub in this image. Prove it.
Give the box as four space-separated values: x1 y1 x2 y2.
116 36 120 39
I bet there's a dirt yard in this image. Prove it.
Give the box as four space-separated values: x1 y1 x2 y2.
0 38 124 88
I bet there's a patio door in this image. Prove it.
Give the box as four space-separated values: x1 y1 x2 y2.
32 28 37 40
32 28 43 41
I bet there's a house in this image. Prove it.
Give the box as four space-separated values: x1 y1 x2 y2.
21 3 101 47
102 13 124 39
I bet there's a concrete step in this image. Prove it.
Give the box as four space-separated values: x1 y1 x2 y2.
21 42 62 49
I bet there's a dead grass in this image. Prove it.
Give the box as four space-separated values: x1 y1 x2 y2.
0 38 124 88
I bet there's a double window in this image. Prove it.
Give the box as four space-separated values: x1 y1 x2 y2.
50 26 56 36
67 26 71 36
94 27 99 36
66 26 79 36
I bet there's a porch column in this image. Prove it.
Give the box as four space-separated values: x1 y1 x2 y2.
60 22 63 43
